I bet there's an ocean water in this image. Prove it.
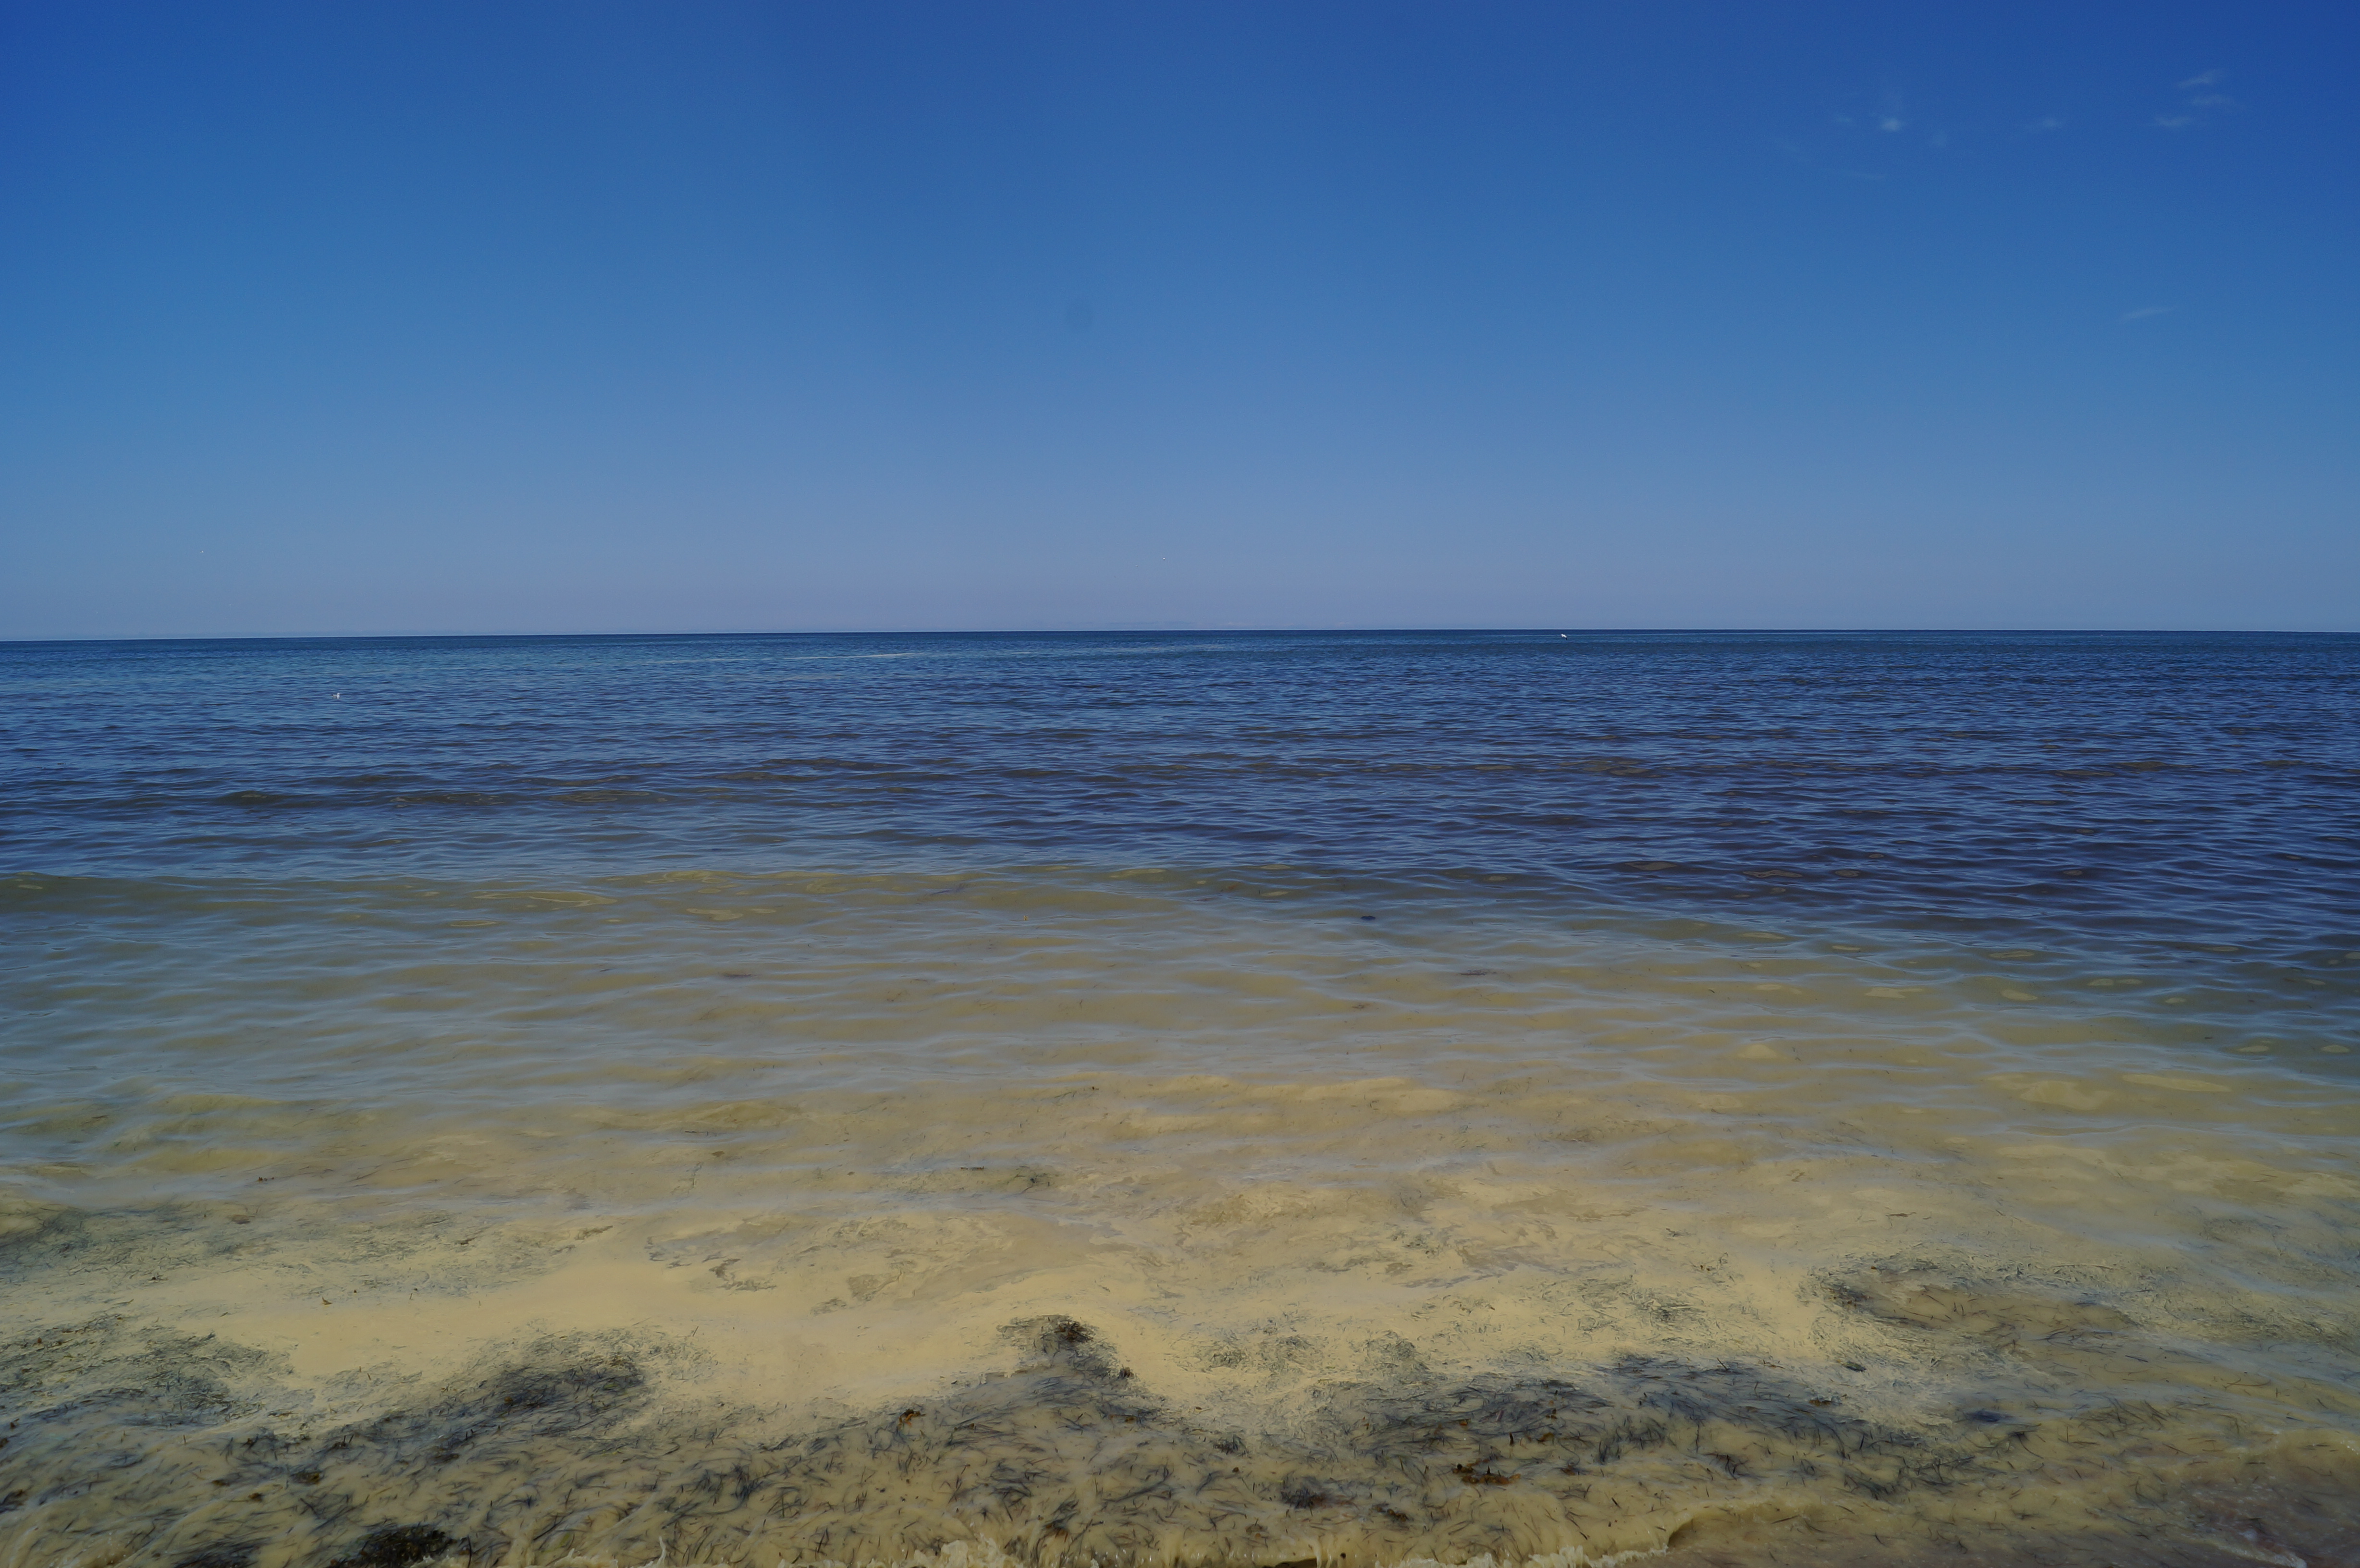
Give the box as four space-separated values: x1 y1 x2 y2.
2 630 2356 1568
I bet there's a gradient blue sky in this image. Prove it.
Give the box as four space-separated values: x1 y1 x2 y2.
3 1 2353 634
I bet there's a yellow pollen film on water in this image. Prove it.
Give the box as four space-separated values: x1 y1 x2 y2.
1 868 2356 1567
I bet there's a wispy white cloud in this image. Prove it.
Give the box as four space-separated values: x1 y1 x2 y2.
1878 115 1905 133
2025 116 2065 133
2157 71 2236 128
2120 305 2179 323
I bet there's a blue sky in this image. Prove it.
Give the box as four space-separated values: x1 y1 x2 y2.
2 1 2352 635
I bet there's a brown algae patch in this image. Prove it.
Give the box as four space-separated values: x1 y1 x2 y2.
4 1310 2356 1567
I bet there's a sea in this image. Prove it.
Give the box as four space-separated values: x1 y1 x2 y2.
2 630 2356 1568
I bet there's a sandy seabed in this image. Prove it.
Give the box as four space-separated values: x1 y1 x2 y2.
4 870 2357 1566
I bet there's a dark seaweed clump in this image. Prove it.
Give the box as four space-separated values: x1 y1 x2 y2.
172 1545 260 1568
2 1291 2356 1568
323 1524 461 1568
2 1315 280 1433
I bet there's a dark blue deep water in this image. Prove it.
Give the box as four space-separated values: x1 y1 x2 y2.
5 631 2355 961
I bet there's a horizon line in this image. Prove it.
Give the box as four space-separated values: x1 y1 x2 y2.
7 625 2357 646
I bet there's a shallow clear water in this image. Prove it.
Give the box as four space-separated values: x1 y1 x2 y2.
2 632 2356 1567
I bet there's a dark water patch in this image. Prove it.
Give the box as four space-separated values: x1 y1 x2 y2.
7 632 2357 968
